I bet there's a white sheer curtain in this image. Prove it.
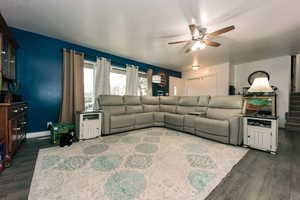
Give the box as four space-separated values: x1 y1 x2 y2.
94 57 111 107
125 64 139 96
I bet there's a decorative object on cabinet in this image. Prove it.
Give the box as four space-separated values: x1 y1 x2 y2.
248 71 270 85
0 102 27 157
248 77 273 93
243 95 277 118
243 116 278 154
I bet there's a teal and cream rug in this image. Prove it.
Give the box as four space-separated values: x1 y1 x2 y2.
29 128 248 200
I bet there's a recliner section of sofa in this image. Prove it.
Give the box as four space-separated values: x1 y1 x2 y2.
98 95 243 145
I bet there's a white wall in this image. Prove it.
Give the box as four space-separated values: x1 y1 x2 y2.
169 76 186 96
182 62 230 96
234 56 291 127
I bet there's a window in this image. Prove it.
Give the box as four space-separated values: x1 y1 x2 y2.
84 62 95 110
83 62 149 109
138 73 148 96
110 68 126 95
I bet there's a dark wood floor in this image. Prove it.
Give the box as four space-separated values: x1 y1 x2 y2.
0 137 53 200
0 129 299 200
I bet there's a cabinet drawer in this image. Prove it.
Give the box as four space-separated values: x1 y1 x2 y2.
9 104 28 119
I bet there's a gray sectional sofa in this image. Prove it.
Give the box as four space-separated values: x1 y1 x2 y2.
98 95 244 145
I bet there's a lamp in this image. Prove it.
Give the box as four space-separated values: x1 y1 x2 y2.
248 77 273 93
191 41 207 51
152 75 161 83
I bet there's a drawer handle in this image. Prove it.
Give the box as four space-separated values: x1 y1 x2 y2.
13 127 21 131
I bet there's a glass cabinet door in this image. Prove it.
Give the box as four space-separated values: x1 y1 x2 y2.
2 36 9 79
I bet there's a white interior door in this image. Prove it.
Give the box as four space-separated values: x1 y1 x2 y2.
185 75 217 96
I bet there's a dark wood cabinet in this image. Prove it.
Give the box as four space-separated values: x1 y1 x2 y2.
0 12 19 85
0 13 24 157
0 102 27 156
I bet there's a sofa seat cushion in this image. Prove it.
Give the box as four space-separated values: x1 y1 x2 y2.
195 117 229 137
135 112 154 125
184 115 196 127
160 96 179 105
110 114 134 129
165 113 184 126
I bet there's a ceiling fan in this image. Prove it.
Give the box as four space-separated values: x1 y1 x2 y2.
168 24 235 53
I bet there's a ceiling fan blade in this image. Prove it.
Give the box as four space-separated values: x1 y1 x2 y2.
206 25 235 39
203 40 221 47
168 40 191 45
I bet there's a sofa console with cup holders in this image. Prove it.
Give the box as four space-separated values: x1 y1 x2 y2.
98 95 244 145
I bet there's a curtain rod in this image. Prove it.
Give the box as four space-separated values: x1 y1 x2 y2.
64 48 158 72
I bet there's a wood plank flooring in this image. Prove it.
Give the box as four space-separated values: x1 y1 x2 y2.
0 129 299 200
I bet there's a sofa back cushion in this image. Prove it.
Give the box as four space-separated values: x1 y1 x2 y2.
141 96 159 105
176 96 209 115
178 96 199 106
123 96 143 113
124 96 141 105
98 95 124 106
98 95 126 115
159 96 179 105
159 96 179 113
198 96 210 106
141 96 159 112
207 96 243 120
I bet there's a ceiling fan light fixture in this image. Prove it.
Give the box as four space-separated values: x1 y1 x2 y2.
191 41 207 51
192 65 200 70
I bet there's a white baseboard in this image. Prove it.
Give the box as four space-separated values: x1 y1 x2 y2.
26 130 50 138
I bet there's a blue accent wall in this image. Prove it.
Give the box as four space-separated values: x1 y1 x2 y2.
10 27 181 133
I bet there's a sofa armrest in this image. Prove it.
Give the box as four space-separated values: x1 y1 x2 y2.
101 111 111 135
228 115 243 145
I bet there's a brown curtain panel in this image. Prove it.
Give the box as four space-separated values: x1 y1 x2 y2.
59 49 85 123
147 69 153 96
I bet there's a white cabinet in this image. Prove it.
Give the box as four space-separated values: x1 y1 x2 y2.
243 117 278 154
76 111 102 140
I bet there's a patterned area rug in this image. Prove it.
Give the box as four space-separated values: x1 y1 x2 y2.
29 128 248 200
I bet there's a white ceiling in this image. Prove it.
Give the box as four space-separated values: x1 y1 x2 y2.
1 0 300 71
